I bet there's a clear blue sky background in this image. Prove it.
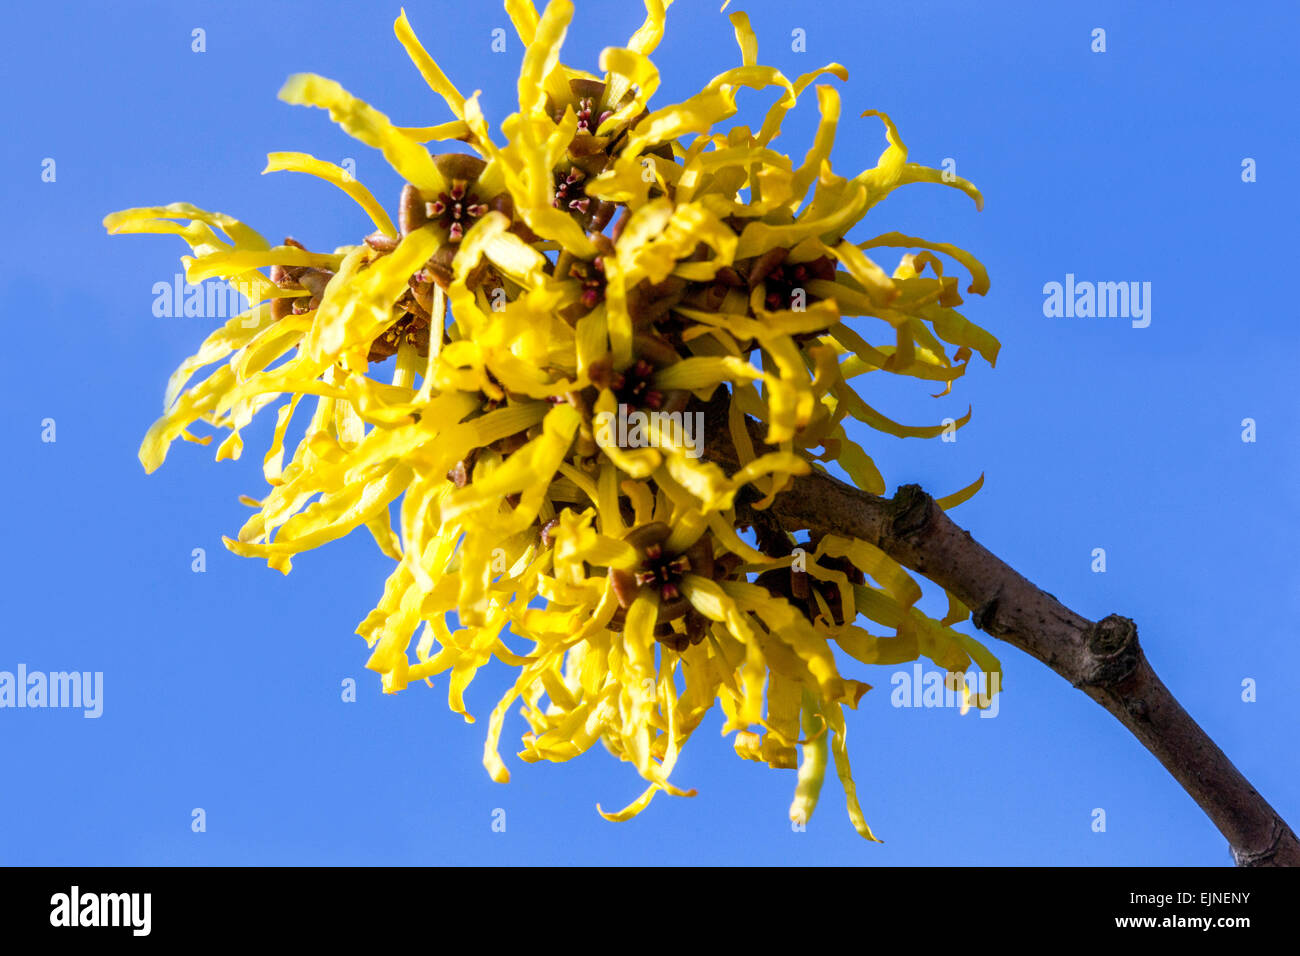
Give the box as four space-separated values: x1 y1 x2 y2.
1 0 1295 866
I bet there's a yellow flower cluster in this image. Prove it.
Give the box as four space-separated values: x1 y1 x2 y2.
105 0 1002 837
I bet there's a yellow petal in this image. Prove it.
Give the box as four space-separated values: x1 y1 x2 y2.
278 73 447 195
262 152 396 237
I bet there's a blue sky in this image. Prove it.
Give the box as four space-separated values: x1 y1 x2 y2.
1 0 1295 865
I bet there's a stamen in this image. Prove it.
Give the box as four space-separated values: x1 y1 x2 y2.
427 179 488 244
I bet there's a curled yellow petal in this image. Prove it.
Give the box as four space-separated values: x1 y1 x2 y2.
263 152 396 237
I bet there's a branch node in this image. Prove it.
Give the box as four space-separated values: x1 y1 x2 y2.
1075 614 1140 689
971 592 1001 633
1231 817 1289 867
889 484 933 540
1125 698 1149 721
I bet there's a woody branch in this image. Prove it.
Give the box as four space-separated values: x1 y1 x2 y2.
698 392 1299 867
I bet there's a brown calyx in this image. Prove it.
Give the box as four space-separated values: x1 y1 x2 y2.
587 333 688 416
607 522 724 652
748 247 837 313
752 524 865 627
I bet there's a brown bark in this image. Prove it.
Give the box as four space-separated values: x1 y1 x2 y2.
701 395 1299 866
